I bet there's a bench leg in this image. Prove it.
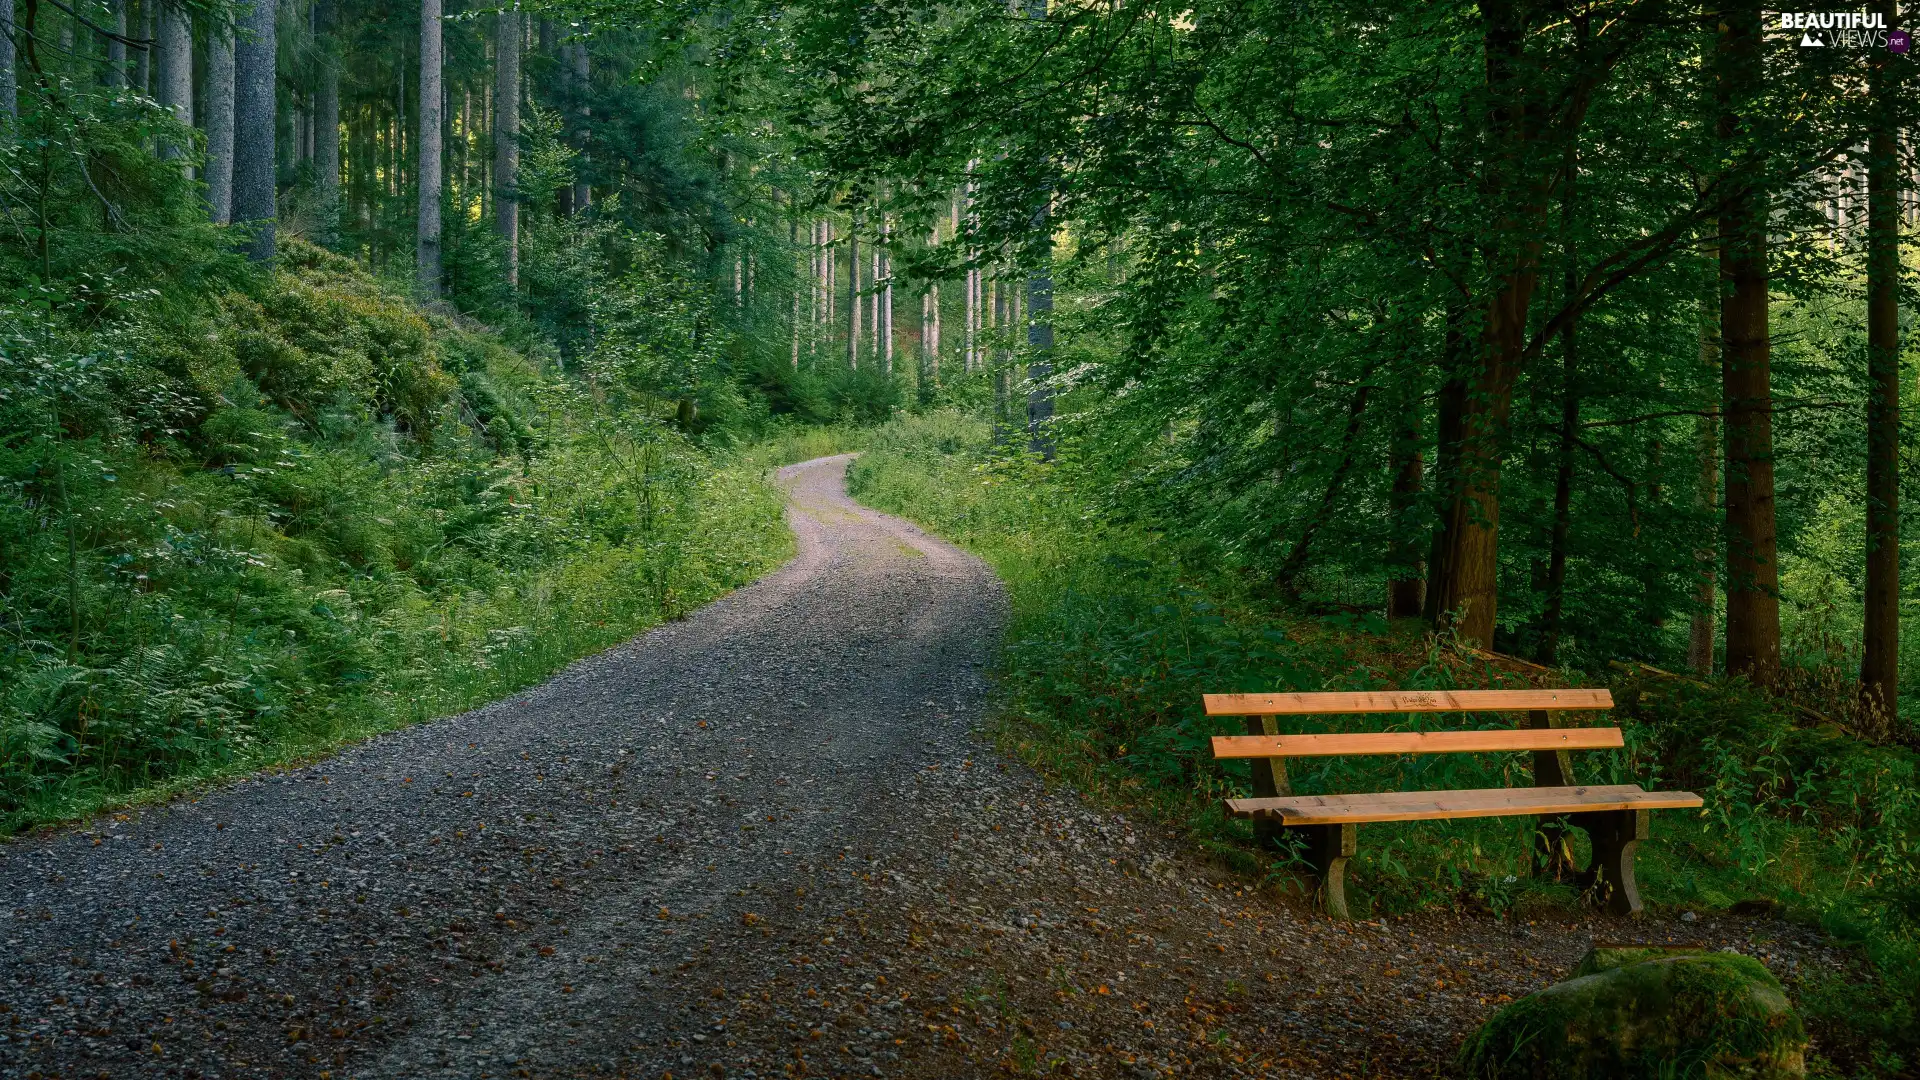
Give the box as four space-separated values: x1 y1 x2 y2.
1568 809 1649 917
1286 823 1356 920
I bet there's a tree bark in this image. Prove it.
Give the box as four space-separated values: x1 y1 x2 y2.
134 0 150 93
880 215 894 373
1386 378 1426 618
105 0 125 88
1687 278 1720 674
992 277 1011 438
157 2 191 163
1432 0 1549 649
0 0 17 119
205 22 235 223
847 221 861 368
417 0 443 297
1538 143 1580 666
1862 0 1901 726
1425 293 1469 625
231 0 277 260
1022 0 1055 458
1717 0 1781 687
494 6 520 285
315 0 341 207
569 39 590 213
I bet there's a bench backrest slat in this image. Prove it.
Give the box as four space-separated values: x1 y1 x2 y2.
1211 727 1624 759
1204 688 1613 717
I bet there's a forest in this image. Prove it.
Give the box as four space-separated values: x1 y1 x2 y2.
1 0 1920 1073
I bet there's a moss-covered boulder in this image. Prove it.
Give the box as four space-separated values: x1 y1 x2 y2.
1458 951 1807 1079
1570 944 1706 977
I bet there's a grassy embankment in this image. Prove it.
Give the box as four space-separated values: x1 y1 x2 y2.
0 242 834 836
849 410 1920 1079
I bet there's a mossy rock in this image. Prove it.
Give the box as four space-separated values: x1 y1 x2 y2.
1571 944 1706 978
1458 953 1807 1079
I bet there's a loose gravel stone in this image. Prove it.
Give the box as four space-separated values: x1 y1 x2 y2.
0 455 1845 1079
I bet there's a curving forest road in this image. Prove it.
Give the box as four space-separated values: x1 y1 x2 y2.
0 455 1828 1080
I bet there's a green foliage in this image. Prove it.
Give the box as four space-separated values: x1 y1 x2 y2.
849 412 1920 1076
0 240 792 833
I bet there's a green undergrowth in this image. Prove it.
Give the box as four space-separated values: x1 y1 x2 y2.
729 423 872 470
0 240 794 835
847 410 1920 1079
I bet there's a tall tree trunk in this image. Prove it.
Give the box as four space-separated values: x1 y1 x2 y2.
315 0 341 209
1862 0 1901 726
231 0 277 260
992 277 1011 437
157 2 191 163
569 39 590 213
417 0 443 297
134 0 150 93
919 289 934 403
880 216 893 373
790 214 802 368
1686 257 1721 674
105 0 125 88
205 22 235 223
1717 0 1781 686
0 0 18 119
1386 379 1426 618
1424 303 1469 625
810 219 823 361
846 222 861 368
1432 0 1548 649
494 6 520 285
1538 145 1580 665
1022 0 1055 458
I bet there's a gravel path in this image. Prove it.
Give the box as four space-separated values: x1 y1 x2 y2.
1 455 1845 1080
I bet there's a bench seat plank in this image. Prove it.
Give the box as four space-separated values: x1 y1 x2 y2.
1225 784 1703 825
1205 688 1613 716
1212 727 1625 759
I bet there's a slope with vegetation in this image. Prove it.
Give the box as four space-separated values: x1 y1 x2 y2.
0 233 793 831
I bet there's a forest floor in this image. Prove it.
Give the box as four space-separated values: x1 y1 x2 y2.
0 456 1849 1080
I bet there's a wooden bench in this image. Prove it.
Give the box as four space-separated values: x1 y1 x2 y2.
1207 688 1701 919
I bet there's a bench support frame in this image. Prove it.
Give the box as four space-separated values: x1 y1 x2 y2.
1244 713 1357 919
1567 808 1649 917
1285 823 1356 919
1238 707 1659 920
